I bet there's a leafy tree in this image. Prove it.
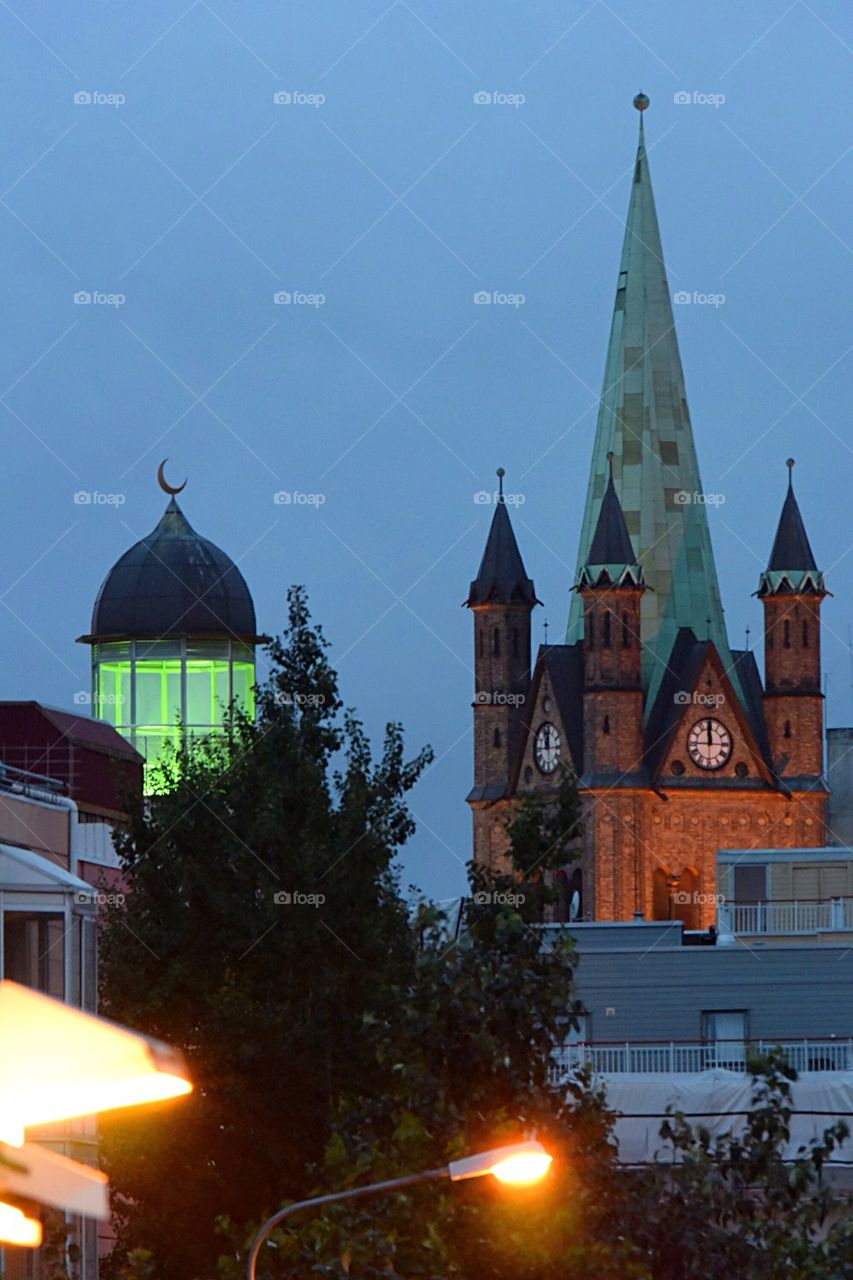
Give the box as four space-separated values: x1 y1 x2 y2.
98 587 432 1280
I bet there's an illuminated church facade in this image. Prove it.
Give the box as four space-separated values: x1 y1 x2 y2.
466 97 828 928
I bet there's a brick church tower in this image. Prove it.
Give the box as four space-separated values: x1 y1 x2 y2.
466 95 828 925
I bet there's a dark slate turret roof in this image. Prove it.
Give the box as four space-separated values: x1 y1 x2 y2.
81 499 260 642
768 466 817 572
587 464 637 567
466 490 537 607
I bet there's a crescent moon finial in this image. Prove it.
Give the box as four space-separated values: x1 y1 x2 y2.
157 459 187 497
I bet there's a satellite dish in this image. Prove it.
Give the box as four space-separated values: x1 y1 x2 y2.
569 890 581 922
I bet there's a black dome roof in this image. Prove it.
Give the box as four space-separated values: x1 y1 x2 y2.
83 499 260 643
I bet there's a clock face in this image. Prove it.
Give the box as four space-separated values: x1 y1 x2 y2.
686 718 732 770
535 722 561 774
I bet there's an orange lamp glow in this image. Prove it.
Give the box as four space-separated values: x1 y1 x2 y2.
0 982 191 1145
448 1140 553 1185
0 1201 42 1247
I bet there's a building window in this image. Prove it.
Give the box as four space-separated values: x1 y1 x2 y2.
512 627 519 658
702 1010 747 1066
603 715 610 735
4 912 65 999
586 613 594 647
783 619 791 649
802 620 809 648
622 612 630 647
602 611 612 648
784 720 792 739
493 628 501 657
478 629 484 658
493 728 501 748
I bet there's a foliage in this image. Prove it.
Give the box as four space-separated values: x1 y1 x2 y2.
98 587 432 1280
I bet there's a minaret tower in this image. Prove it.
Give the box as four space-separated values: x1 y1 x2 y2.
466 469 539 868
758 459 826 780
576 455 646 778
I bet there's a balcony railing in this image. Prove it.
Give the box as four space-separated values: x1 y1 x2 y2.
551 1038 853 1079
717 898 853 936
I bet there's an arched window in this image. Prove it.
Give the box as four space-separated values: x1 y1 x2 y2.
493 728 501 748
478 629 484 658
493 628 501 657
802 620 809 648
602 611 612 648
512 627 519 658
603 715 610 735
783 620 791 649
586 612 595 648
622 612 631 647
784 720 792 739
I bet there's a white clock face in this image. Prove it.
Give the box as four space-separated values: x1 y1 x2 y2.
535 722 561 774
686 718 732 770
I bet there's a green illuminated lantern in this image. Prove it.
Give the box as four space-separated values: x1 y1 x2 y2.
78 465 263 790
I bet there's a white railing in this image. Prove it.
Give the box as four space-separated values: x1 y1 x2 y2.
717 899 853 936
551 1038 853 1080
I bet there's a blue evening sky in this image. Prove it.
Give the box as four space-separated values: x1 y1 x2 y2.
0 1 851 901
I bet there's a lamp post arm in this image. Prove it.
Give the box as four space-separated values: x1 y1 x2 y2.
246 1166 450 1280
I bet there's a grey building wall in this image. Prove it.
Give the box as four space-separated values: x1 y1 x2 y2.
550 921 853 1044
827 727 853 846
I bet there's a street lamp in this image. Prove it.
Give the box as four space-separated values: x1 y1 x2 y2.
246 1140 553 1280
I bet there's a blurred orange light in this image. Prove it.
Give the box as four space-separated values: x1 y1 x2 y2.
0 1202 42 1246
490 1149 553 1185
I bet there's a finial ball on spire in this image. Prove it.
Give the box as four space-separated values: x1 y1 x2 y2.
496 467 505 478
786 457 795 469
633 92 649 111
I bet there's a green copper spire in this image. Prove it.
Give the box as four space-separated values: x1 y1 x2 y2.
567 94 733 710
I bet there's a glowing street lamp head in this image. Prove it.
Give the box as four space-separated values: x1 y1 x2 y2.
0 1202 42 1247
447 1140 553 1186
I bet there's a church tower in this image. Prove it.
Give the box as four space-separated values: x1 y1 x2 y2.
466 470 538 869
577 455 645 778
758 460 826 781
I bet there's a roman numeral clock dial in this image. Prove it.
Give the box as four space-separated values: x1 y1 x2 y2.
686 718 732 770
535 722 561 774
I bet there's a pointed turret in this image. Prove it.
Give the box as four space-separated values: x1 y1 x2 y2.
567 94 732 708
577 454 644 588
466 469 537 606
760 458 823 592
